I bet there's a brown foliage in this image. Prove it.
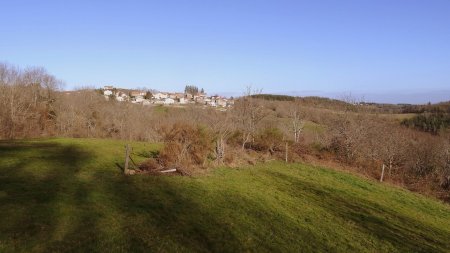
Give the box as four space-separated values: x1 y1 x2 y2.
157 123 212 172
139 158 161 172
253 127 284 154
0 63 61 139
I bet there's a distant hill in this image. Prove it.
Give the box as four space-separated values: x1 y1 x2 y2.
250 94 353 109
251 94 450 114
250 94 296 101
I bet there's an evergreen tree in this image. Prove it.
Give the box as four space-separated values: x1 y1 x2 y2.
184 85 199 95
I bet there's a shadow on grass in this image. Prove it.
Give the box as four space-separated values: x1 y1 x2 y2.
2 141 311 251
264 170 450 253
110 175 239 251
3 140 448 252
0 141 100 252
95 172 330 252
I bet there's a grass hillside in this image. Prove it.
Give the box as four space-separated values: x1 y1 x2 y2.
1 138 449 252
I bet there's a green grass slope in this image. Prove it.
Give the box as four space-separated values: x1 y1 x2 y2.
0 138 449 252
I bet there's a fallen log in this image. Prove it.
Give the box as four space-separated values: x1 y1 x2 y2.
160 169 177 173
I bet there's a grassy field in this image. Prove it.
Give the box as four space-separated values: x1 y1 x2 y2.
379 113 418 122
0 138 449 252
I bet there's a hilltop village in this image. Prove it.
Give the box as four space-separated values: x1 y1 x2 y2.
100 85 235 108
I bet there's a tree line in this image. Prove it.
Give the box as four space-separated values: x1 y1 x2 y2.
184 85 204 95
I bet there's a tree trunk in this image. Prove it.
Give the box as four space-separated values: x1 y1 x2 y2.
242 133 249 150
124 144 131 175
389 159 392 177
285 142 288 163
216 138 225 164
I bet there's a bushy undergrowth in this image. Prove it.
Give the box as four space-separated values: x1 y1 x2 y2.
402 112 450 134
140 123 212 174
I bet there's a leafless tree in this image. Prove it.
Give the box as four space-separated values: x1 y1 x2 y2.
328 112 369 163
288 99 305 143
0 63 62 139
367 123 408 181
232 86 267 150
438 136 450 189
205 109 233 164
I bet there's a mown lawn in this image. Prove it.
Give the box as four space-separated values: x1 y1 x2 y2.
0 138 449 252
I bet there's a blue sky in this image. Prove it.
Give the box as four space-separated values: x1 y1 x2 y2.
1 0 449 103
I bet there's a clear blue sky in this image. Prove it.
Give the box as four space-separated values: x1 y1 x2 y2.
1 0 449 103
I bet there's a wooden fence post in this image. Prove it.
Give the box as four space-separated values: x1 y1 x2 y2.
380 164 385 182
124 144 131 175
285 142 288 163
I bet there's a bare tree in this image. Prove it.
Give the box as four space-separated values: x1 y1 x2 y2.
328 112 369 163
0 63 62 139
381 128 406 178
232 86 267 150
205 109 233 164
289 99 305 143
438 136 450 189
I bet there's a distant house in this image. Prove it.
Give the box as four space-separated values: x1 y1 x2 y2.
135 96 145 103
217 98 227 107
104 85 114 90
116 92 128 102
103 90 113 96
179 97 187 104
130 91 146 97
195 96 206 104
174 93 184 99
164 98 175 105
194 92 206 98
153 93 168 100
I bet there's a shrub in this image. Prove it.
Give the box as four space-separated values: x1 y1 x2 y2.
157 123 212 172
402 113 450 135
139 158 160 172
403 136 441 177
253 127 284 154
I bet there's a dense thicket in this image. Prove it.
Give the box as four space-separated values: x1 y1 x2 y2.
401 101 450 114
402 113 450 134
0 63 61 139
